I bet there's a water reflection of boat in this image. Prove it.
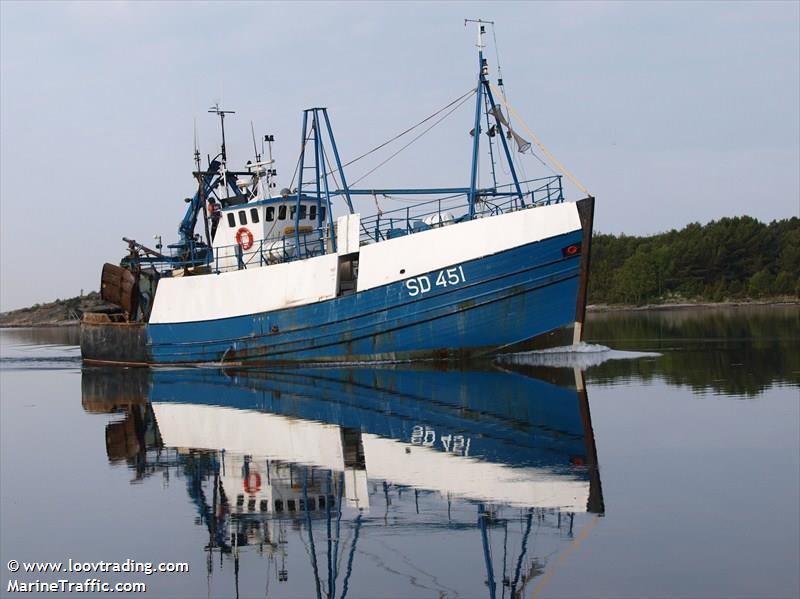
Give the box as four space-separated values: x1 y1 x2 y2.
82 364 603 598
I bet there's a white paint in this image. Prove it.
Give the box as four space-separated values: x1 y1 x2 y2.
357 201 581 291
362 434 589 510
573 321 583 345
150 202 579 324
212 201 323 271
151 402 346 470
151 401 589 510
344 469 369 509
157 409 372 512
149 252 338 324
336 213 361 255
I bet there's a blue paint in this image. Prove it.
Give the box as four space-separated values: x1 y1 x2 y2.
149 365 589 472
146 230 583 363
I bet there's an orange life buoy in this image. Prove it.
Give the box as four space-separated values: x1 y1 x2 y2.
236 227 254 250
244 472 261 494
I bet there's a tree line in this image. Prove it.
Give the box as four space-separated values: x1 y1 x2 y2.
587 216 799 305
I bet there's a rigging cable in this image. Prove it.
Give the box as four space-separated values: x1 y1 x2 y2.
351 90 476 186
530 515 601 598
288 126 316 191
487 23 558 178
338 88 477 171
489 82 591 196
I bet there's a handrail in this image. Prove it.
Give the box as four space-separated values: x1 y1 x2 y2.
137 174 564 276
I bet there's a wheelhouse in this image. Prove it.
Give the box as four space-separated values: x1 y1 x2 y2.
211 195 330 271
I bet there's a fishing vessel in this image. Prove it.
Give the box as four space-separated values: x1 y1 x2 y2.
81 22 595 365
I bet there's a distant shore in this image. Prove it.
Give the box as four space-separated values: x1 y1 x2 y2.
587 300 800 313
1 295 797 328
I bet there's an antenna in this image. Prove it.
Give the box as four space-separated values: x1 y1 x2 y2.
464 18 493 50
264 134 276 189
193 118 201 173
250 121 260 162
208 102 235 165
209 103 235 200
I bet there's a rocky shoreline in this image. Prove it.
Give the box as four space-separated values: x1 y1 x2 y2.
0 292 115 328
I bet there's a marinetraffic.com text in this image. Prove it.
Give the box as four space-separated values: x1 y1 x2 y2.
5 559 190 593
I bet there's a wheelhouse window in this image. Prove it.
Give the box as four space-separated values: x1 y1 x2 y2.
290 205 308 220
278 205 287 220
309 205 317 221
238 210 247 226
227 213 236 228
250 208 260 223
265 206 275 221
321 206 327 221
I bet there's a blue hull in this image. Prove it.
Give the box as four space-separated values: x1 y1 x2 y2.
83 362 604 514
143 230 584 364
149 366 588 471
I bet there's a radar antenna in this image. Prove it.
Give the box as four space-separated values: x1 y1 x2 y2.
208 103 235 198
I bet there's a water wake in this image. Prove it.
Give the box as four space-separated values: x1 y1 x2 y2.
500 343 660 369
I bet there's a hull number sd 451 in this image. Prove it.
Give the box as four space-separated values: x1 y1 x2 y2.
405 266 466 297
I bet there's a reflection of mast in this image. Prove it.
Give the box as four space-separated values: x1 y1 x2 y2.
479 504 498 599
303 469 323 599
302 468 353 599
514 514 533 596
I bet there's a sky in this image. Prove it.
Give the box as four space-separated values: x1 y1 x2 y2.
1 1 798 311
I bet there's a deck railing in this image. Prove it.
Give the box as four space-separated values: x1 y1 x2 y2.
358 175 563 244
149 175 563 276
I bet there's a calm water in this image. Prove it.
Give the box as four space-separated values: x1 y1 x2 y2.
0 306 797 599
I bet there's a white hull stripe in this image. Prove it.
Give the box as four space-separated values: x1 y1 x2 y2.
152 402 589 510
149 202 581 325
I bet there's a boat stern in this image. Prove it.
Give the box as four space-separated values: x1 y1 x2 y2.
80 313 149 365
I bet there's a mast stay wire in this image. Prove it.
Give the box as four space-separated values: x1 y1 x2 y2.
350 90 477 187
487 22 556 180
288 127 315 191
336 88 476 173
300 88 475 193
489 81 591 196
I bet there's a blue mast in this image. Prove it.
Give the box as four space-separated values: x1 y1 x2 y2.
466 20 525 217
468 42 483 221
296 108 353 256
294 110 310 254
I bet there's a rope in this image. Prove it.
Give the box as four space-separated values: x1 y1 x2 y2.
351 90 476 186
489 82 591 197
339 88 476 171
531 515 600 598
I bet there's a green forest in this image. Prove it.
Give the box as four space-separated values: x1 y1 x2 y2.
587 216 800 305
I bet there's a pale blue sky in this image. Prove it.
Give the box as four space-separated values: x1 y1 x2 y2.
1 1 798 310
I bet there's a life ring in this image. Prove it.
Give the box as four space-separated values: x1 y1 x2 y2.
244 472 261 494
236 227 254 250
